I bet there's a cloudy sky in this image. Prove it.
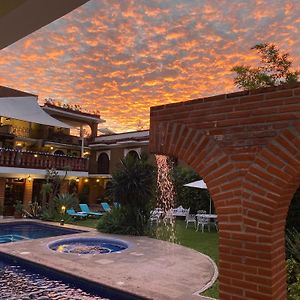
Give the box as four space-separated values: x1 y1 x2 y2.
0 0 299 132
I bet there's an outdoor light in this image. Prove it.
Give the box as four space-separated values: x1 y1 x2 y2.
96 179 100 183
75 177 80 182
60 205 66 225
27 175 32 182
50 146 54 150
34 154 38 158
16 142 22 146
84 178 89 183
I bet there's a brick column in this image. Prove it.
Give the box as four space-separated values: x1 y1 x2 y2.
23 179 33 209
59 179 69 194
150 83 300 300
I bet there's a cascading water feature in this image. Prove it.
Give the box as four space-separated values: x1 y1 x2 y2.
155 155 177 243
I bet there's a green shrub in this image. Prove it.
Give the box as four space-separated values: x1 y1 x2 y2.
287 229 300 262
99 155 156 235
97 207 146 235
287 258 300 299
40 208 61 221
40 193 77 222
54 193 78 212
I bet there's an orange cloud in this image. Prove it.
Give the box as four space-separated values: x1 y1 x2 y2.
0 0 300 132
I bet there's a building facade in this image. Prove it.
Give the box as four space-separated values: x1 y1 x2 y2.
0 86 150 215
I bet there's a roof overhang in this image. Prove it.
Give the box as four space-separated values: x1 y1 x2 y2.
0 0 89 50
42 105 105 126
0 96 73 128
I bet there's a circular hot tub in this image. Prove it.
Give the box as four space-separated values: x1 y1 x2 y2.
48 237 128 255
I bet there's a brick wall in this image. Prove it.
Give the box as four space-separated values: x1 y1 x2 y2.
149 83 300 300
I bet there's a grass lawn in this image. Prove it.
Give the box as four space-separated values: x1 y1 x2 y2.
67 218 219 299
66 217 99 228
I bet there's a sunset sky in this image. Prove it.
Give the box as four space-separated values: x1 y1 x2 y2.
0 0 300 132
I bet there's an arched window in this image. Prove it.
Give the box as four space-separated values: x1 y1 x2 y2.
127 150 139 160
97 152 109 174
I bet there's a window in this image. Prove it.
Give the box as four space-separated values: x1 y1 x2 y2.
54 150 65 155
126 150 139 160
97 152 109 174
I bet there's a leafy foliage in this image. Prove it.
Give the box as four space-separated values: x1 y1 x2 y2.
99 155 156 235
40 207 62 222
232 43 299 90
40 168 70 211
287 229 300 263
287 258 300 300
97 207 145 235
172 166 211 213
14 200 23 213
54 193 78 212
23 201 41 218
40 193 77 221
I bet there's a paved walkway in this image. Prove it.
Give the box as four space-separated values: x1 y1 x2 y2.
0 220 217 300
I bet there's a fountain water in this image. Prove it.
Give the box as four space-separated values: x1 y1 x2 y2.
155 155 177 243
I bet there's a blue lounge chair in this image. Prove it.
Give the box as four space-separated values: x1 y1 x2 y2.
66 208 87 219
101 202 111 212
79 204 103 217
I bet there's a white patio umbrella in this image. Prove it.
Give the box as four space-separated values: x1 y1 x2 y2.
183 180 212 214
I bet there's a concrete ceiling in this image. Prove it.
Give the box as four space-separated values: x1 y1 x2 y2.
0 0 89 50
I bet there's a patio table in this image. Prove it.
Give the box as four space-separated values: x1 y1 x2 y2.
196 214 217 219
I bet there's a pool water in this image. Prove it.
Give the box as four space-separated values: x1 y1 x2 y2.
0 253 144 300
0 222 84 243
0 234 29 243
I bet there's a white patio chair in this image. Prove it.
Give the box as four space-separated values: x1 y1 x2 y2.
196 210 210 232
163 209 174 224
185 208 196 229
149 210 160 225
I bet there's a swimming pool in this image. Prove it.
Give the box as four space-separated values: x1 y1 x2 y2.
0 252 145 300
0 222 85 243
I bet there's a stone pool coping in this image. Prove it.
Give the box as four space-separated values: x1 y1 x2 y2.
0 219 217 300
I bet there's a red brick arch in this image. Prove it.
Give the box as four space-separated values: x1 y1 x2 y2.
150 83 300 300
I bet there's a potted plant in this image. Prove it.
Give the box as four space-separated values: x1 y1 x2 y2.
14 201 23 218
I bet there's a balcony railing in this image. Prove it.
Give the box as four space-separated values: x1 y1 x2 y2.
0 148 88 172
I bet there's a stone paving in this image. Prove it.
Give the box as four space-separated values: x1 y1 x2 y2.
0 220 217 300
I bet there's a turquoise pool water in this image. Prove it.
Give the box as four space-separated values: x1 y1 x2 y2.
0 222 84 243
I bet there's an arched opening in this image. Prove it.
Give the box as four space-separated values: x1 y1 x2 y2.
97 152 109 174
54 149 65 155
126 150 139 160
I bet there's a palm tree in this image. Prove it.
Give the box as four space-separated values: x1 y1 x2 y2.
109 154 156 234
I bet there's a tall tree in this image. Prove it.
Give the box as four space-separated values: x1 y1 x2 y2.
231 43 299 90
